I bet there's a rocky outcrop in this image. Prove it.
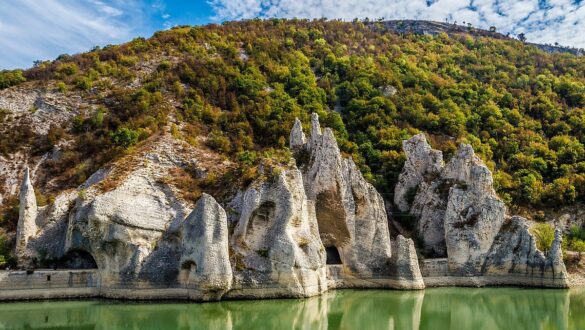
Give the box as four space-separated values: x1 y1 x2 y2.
229 167 328 298
180 193 232 300
293 113 392 275
443 147 506 275
65 164 188 285
389 235 425 288
58 135 200 284
482 217 567 285
15 167 37 265
397 136 569 286
394 133 443 212
394 134 445 256
289 118 306 150
290 113 424 288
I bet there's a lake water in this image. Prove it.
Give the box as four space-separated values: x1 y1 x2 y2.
0 288 583 329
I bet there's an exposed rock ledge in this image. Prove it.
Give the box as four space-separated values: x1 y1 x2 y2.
395 134 568 288
5 115 425 301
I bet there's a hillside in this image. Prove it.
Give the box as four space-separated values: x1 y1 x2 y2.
1 19 585 260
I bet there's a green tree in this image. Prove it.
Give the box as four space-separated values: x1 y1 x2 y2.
530 223 555 254
111 127 140 149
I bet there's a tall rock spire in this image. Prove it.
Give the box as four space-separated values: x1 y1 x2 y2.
15 167 38 264
289 118 306 151
310 112 322 147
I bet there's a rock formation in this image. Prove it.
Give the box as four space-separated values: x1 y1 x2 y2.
289 118 306 150
292 113 392 275
229 167 328 298
394 134 446 256
290 113 424 288
15 167 37 265
443 146 506 275
396 135 568 286
7 122 570 301
65 159 188 285
389 235 425 288
394 134 443 213
180 193 232 300
483 216 567 285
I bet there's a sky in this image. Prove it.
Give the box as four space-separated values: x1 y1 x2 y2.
1 0 585 70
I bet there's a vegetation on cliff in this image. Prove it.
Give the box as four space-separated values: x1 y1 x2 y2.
2 19 585 227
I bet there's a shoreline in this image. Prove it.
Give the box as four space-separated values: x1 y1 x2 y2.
0 269 582 302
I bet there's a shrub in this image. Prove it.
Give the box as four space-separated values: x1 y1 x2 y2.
111 127 140 148
530 223 555 254
56 81 67 93
0 70 26 89
57 62 79 76
0 233 14 269
570 239 585 258
207 130 231 153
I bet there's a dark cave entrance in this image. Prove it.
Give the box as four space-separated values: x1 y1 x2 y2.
57 250 98 269
325 246 342 265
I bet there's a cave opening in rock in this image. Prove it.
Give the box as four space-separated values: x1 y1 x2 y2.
57 250 98 269
181 260 196 271
325 246 342 265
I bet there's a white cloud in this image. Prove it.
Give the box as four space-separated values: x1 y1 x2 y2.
209 0 585 48
0 0 152 69
89 0 124 17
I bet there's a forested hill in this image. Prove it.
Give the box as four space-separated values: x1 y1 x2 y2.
2 18 585 213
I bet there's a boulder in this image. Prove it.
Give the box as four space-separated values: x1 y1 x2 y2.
180 193 232 300
229 167 328 298
389 235 425 289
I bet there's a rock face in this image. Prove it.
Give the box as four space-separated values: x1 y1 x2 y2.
65 161 188 285
443 146 506 274
15 167 37 265
289 118 307 150
394 134 443 213
482 216 567 285
394 134 446 256
229 167 328 298
396 136 568 286
180 193 232 300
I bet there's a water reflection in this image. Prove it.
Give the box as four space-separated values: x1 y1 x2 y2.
0 288 583 329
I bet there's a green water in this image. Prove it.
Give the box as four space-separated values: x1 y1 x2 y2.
0 288 583 330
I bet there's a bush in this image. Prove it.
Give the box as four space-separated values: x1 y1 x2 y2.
530 223 555 254
111 127 140 148
207 130 231 153
0 233 10 268
0 70 26 89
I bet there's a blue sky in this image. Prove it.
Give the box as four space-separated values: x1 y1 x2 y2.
1 0 585 70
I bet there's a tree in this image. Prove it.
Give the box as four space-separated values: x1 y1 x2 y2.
111 127 140 149
517 33 527 42
530 223 555 254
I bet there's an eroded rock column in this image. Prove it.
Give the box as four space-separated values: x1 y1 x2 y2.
15 167 38 266
180 193 232 300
